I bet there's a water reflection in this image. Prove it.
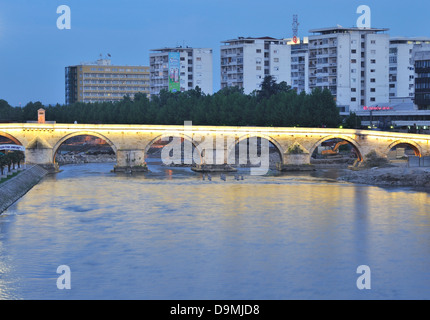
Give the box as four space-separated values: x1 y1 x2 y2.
0 162 429 299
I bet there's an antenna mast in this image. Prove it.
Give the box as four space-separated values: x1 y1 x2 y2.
292 14 299 43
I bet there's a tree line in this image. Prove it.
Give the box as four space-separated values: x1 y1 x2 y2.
0 151 25 176
0 76 360 128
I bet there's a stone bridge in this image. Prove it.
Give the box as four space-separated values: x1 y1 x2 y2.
1 122 430 173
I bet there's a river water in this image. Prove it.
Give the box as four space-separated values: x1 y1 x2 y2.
0 160 429 300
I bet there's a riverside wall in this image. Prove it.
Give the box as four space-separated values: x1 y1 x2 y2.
0 165 48 214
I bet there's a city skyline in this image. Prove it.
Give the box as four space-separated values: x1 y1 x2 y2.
0 0 429 106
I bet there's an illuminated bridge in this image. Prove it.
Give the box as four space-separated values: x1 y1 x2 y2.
1 122 430 173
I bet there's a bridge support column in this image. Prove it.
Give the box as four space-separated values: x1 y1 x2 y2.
191 146 237 173
25 147 59 173
277 153 315 171
113 149 147 173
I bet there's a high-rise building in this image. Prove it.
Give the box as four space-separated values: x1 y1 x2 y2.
220 37 291 94
389 37 430 101
149 47 213 96
287 37 310 93
308 27 390 112
413 45 430 110
65 59 150 104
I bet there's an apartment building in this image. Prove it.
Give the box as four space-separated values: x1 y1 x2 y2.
308 27 390 112
220 37 291 94
389 37 430 101
287 37 310 93
149 47 213 95
65 59 150 104
413 46 430 109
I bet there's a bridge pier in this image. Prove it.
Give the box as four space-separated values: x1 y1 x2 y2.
25 147 59 173
277 153 315 171
113 149 147 173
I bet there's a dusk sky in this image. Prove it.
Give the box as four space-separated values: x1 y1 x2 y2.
0 0 429 106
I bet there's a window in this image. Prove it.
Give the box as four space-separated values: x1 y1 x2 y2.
389 56 397 63
371 59 376 64
370 78 376 82
351 97 357 102
351 49 357 54
256 66 261 70
370 97 376 102
371 40 376 44
370 88 376 92
351 59 357 63
256 49 261 53
274 58 279 63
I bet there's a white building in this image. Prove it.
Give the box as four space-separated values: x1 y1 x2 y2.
308 27 390 112
287 37 310 94
220 37 291 94
149 47 213 96
389 37 430 101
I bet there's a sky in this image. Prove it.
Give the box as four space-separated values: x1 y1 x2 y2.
0 0 429 107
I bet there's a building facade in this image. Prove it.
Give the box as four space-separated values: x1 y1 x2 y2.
413 46 430 110
220 37 291 94
288 37 310 94
389 37 430 101
149 47 213 96
65 59 150 104
308 27 390 112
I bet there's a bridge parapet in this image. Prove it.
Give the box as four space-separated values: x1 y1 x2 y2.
1 123 430 173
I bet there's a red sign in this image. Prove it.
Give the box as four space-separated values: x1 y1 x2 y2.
293 36 298 44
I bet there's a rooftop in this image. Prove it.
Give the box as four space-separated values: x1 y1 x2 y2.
150 46 211 52
221 36 284 44
390 37 430 44
309 26 389 35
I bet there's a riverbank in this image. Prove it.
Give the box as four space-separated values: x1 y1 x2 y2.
0 165 48 214
337 163 430 189
55 153 116 165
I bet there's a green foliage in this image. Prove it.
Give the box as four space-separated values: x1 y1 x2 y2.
344 112 362 129
0 151 24 174
0 78 342 128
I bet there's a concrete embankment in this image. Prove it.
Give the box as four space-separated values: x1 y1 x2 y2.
0 165 48 214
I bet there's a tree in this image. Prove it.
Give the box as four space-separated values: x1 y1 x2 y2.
0 154 6 175
4 153 12 172
257 76 291 101
344 112 362 129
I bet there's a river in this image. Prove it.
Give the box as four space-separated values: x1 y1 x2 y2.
0 160 429 300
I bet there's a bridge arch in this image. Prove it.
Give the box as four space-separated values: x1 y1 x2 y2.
0 131 23 146
309 135 364 161
226 133 285 165
144 132 203 164
52 131 118 163
387 140 422 157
